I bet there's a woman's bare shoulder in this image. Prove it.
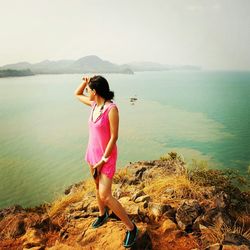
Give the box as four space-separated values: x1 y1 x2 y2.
108 104 119 117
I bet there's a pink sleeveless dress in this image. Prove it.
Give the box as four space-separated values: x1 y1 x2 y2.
84 101 118 179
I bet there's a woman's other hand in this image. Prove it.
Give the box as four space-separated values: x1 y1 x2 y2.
93 160 105 175
82 76 91 85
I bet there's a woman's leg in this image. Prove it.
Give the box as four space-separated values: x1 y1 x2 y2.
88 164 106 216
98 173 134 231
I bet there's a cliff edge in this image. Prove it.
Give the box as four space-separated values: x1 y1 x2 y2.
0 152 249 250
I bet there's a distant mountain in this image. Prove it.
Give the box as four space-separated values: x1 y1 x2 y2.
69 55 132 74
0 55 133 75
0 56 201 77
0 62 33 70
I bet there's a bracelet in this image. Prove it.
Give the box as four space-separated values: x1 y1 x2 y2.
101 156 109 163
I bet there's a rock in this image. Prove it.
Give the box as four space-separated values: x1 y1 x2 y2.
33 214 59 232
0 205 25 219
68 211 86 220
87 200 99 213
131 190 146 201
118 196 131 203
143 160 155 166
47 242 82 250
64 182 83 195
10 215 26 238
145 158 186 175
23 247 45 250
200 186 217 201
163 206 176 220
214 191 230 209
160 218 177 233
127 177 140 185
118 197 139 220
164 188 175 198
72 200 90 213
198 224 212 237
64 185 74 195
176 200 203 232
75 220 152 250
113 187 124 199
73 201 85 211
148 202 164 218
222 245 249 250
135 195 151 204
205 243 221 250
0 214 26 239
138 205 150 222
59 226 69 239
148 202 174 221
22 228 45 249
135 166 147 180
222 232 250 247
85 190 96 197
193 208 233 232
240 192 250 205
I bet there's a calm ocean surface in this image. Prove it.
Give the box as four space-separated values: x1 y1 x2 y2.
0 71 250 209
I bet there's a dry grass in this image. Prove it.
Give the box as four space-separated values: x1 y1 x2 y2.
142 173 206 201
236 213 250 230
201 219 250 246
47 166 134 219
227 214 250 240
113 166 134 184
201 221 223 244
47 179 95 218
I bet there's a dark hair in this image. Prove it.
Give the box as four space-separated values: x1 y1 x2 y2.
88 75 114 100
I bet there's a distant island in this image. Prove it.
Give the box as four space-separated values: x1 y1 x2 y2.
0 69 34 78
0 55 201 78
125 61 201 71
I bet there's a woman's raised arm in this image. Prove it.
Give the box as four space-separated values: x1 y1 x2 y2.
74 77 92 106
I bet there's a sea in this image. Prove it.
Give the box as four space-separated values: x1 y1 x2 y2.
0 70 249 209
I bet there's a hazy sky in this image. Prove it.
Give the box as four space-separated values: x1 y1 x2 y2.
0 0 250 70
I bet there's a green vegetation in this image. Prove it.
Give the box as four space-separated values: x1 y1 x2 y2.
188 158 249 212
188 158 249 191
161 152 249 212
160 151 184 162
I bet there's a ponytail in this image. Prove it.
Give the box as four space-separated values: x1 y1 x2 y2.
89 75 115 100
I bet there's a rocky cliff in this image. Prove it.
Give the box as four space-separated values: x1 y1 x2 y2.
0 153 249 250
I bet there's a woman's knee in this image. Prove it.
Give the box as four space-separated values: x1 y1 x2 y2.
98 173 113 203
98 189 112 204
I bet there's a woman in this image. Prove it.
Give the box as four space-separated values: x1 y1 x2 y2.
74 75 138 248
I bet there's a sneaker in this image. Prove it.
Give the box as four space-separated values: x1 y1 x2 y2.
92 209 109 228
123 222 139 248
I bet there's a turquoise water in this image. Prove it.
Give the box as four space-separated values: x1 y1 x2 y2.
0 71 249 209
